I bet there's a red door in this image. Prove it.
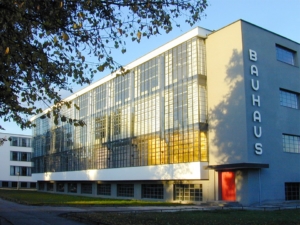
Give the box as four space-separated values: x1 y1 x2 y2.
220 171 236 201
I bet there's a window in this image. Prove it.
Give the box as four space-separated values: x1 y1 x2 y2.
47 183 54 191
10 166 31 176
30 182 36 188
9 136 31 147
280 89 299 109
117 184 134 197
282 134 300 153
21 152 29 161
113 109 121 135
10 151 31 161
97 184 111 196
38 182 45 190
285 183 300 200
81 183 92 194
174 184 203 201
2 182 9 187
11 152 18 161
10 137 18 146
68 183 77 193
276 45 296 65
95 116 106 140
57 183 65 192
142 184 164 199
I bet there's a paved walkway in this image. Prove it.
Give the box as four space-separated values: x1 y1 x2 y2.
0 198 85 225
0 198 299 225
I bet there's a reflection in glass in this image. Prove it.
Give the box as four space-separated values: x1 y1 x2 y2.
32 37 208 173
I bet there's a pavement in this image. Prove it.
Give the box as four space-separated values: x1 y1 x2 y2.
0 198 300 225
0 198 86 225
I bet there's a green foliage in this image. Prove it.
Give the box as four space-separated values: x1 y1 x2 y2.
0 125 6 146
78 210 300 225
0 0 207 130
0 138 7 146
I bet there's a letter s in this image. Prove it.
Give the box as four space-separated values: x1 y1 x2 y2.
255 143 263 155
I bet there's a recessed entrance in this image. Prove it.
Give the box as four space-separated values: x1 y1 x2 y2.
220 171 236 201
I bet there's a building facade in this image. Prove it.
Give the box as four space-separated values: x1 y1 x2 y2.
0 133 36 189
31 20 300 205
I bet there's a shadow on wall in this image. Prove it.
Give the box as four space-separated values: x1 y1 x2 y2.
208 49 249 203
209 49 248 165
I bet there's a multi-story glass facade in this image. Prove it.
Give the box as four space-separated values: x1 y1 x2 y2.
32 37 208 173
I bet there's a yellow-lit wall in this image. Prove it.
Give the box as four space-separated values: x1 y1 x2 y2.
206 20 248 165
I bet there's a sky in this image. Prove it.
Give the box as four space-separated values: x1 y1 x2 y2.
1 0 300 136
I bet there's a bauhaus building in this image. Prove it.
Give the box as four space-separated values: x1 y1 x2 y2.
31 20 300 206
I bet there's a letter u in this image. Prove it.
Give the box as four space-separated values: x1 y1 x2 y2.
254 126 262 138
251 79 259 91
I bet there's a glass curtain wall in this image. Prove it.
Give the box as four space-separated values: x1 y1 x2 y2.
32 37 208 173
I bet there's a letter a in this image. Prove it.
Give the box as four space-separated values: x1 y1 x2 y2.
251 65 258 76
253 111 261 122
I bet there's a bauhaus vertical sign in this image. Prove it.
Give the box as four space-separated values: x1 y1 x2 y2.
249 49 263 155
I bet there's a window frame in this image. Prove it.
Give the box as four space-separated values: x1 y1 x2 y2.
279 89 299 109
276 44 296 66
97 184 111 196
285 183 300 200
117 184 134 197
282 134 300 154
141 184 164 199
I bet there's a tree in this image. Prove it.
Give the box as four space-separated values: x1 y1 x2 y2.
0 0 208 130
0 125 7 146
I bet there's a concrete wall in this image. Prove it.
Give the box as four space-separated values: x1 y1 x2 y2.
241 21 300 204
206 20 300 205
206 20 248 165
205 21 248 203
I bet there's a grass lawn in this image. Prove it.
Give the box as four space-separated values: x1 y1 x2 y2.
1 189 299 225
0 189 178 206
64 210 300 225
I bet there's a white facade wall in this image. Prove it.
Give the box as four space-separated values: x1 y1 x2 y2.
0 133 35 187
32 161 208 181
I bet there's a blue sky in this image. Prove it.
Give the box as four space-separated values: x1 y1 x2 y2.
1 0 300 135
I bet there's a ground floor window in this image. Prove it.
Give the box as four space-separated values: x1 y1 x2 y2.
285 183 300 200
57 183 65 192
174 184 202 201
142 184 164 199
21 182 27 188
81 183 93 194
2 182 8 187
11 182 17 188
30 182 36 188
68 183 77 193
117 184 134 197
97 184 111 195
47 183 54 191
38 182 45 190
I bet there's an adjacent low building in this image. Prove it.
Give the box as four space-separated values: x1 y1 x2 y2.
0 132 36 189
30 20 300 205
